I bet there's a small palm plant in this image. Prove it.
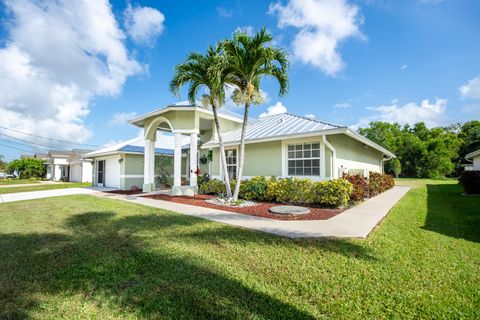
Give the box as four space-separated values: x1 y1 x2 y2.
222 28 289 200
170 46 233 197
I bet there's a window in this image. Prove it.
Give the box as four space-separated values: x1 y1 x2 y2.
225 149 237 180
287 143 320 176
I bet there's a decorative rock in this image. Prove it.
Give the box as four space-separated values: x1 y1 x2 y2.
269 205 310 215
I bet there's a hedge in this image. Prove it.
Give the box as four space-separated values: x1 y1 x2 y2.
343 172 395 201
459 171 480 194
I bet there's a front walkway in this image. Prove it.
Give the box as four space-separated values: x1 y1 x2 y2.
0 188 98 203
100 186 411 239
0 181 66 189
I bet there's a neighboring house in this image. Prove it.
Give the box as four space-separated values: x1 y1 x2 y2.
127 103 395 194
465 149 480 171
84 133 189 190
35 149 93 182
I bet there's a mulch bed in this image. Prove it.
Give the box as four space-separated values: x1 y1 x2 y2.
143 194 345 220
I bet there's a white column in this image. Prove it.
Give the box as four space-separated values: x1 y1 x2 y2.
143 138 155 192
320 139 326 180
189 133 198 186
173 133 182 187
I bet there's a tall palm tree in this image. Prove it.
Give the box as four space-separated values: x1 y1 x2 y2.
170 45 233 197
222 28 289 200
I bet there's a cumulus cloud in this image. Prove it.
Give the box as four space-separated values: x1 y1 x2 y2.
124 4 165 44
108 112 138 126
259 102 288 117
460 76 480 100
352 98 447 129
269 0 364 75
334 102 352 109
304 113 315 118
0 0 144 144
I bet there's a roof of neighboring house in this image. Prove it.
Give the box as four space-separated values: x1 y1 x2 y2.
202 112 395 158
465 149 480 161
84 132 188 158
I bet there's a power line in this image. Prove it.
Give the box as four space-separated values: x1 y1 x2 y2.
0 125 100 148
0 141 35 154
0 132 70 151
0 137 50 151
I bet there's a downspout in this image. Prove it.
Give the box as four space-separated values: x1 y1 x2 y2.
380 155 393 174
322 135 337 179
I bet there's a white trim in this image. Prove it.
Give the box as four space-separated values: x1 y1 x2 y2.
219 145 239 181
323 135 337 179
282 137 329 181
465 149 480 162
121 174 144 178
172 128 200 134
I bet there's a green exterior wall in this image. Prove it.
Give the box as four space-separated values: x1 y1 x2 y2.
243 141 282 176
328 134 383 167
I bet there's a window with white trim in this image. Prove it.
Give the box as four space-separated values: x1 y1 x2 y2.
225 149 237 180
287 143 320 176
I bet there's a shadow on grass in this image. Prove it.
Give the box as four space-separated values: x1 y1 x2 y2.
0 211 319 319
424 184 480 243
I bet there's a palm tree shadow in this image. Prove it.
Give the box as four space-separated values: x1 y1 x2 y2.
0 211 316 319
423 184 480 243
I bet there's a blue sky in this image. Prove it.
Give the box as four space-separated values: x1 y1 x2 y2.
0 0 479 160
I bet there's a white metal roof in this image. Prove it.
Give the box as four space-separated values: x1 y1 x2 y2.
202 112 396 158
204 113 342 145
465 149 480 161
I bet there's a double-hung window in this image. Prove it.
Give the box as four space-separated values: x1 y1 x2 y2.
225 149 237 180
287 143 320 176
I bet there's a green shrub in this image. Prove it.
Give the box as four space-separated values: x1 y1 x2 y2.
369 172 395 196
273 177 315 204
240 176 270 201
6 158 46 179
312 179 353 207
265 176 279 202
459 171 480 194
343 174 370 201
199 179 227 195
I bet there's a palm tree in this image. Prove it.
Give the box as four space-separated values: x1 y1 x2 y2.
170 46 233 197
222 28 289 200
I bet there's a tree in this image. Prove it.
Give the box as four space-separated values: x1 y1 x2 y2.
222 28 289 200
0 155 6 172
170 45 233 197
6 158 46 179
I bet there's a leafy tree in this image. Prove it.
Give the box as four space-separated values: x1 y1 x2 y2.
0 155 6 172
6 158 46 179
222 28 289 200
170 45 233 197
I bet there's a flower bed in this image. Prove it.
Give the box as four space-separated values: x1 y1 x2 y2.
144 194 344 221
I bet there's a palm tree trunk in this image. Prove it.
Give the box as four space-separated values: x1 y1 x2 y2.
233 102 250 200
212 104 232 197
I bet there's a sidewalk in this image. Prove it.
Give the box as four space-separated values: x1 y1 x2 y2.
0 188 99 203
0 181 66 189
99 186 411 239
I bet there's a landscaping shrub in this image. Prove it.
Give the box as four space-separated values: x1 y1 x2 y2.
239 176 270 201
369 172 395 196
199 179 226 195
312 179 353 207
265 176 279 202
343 174 370 201
459 171 480 194
273 177 315 204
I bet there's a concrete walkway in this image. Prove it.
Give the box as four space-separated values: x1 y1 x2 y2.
0 188 99 203
0 181 66 189
99 186 411 239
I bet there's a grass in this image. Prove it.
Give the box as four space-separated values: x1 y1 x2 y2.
0 182 91 194
0 179 479 319
0 178 41 185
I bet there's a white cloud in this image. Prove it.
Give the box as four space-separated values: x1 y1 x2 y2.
235 26 255 35
352 98 447 129
460 76 480 100
216 6 233 18
108 112 137 126
269 0 364 75
304 113 315 118
124 4 165 44
401 64 407 70
259 102 288 117
0 0 144 144
334 102 352 109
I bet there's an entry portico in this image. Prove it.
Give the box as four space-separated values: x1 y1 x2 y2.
128 103 243 194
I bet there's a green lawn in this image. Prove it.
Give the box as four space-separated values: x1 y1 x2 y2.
0 179 479 319
0 182 91 194
0 178 40 185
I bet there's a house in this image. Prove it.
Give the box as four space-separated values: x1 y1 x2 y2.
84 133 189 189
126 102 395 195
465 149 480 171
36 149 93 182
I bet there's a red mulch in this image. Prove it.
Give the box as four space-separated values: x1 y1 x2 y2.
143 194 345 220
106 190 144 195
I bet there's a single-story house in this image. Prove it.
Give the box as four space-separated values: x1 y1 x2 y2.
36 149 93 182
465 149 480 171
84 133 189 190
124 102 395 195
